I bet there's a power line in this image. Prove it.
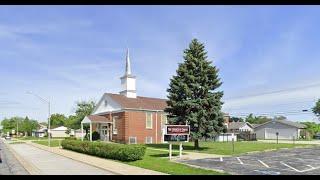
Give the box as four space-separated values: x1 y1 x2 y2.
223 82 320 100
224 99 315 111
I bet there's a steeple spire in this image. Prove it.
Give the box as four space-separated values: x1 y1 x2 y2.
120 47 137 98
125 48 131 75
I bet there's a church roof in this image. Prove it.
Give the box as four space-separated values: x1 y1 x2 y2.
106 93 168 111
87 115 112 123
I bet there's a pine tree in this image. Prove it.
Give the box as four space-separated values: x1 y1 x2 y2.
165 38 226 149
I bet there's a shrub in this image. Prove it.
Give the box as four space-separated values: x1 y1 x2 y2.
61 140 146 161
65 137 77 140
92 131 100 141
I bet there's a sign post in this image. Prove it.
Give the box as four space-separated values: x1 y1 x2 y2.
169 144 172 159
163 125 190 159
179 142 183 159
276 132 279 144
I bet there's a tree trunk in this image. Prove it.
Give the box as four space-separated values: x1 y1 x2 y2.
194 139 200 149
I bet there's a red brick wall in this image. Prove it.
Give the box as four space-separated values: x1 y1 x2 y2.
104 111 163 144
102 111 229 144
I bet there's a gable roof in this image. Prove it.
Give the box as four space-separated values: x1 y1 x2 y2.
87 115 112 123
106 93 168 111
51 126 68 131
228 122 253 129
254 120 306 129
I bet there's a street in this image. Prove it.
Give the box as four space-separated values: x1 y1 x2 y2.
0 139 29 175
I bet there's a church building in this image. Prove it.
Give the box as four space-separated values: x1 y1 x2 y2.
81 49 229 144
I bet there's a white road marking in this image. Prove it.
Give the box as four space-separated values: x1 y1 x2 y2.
280 162 319 173
220 157 223 162
307 165 315 169
258 160 270 168
236 157 244 164
280 162 301 172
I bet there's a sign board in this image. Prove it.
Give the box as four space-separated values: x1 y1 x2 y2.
162 125 190 142
164 135 189 142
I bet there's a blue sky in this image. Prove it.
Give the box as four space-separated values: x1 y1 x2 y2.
1 5 320 123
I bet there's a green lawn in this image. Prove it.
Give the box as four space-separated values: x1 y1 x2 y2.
122 149 228 175
146 141 314 155
20 137 64 140
9 141 26 144
32 140 62 147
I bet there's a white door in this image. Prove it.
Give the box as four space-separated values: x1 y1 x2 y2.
101 125 109 141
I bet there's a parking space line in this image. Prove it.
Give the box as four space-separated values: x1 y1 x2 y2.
280 162 300 172
307 165 315 169
236 157 244 165
258 160 270 168
220 157 223 162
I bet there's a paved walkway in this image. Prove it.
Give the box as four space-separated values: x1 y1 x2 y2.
6 139 166 175
3 140 114 175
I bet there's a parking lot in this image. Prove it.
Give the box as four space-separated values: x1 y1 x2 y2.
177 146 320 175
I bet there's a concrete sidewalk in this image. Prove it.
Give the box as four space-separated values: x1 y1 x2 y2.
258 139 320 145
25 141 167 175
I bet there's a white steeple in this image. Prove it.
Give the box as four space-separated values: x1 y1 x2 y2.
125 48 131 75
120 48 137 98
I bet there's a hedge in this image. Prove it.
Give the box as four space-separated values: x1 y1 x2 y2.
61 140 146 161
65 137 77 140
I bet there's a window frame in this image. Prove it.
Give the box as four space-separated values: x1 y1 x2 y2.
146 112 153 129
129 137 137 144
146 136 152 144
113 116 118 134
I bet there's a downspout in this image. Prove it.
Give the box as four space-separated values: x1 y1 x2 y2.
109 111 112 141
156 111 158 143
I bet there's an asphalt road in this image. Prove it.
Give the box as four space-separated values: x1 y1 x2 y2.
177 146 320 175
0 139 29 175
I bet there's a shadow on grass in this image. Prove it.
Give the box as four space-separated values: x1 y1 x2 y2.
149 153 180 158
146 144 209 151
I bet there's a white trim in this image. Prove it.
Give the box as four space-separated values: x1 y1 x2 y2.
146 136 153 144
161 114 167 125
129 137 137 144
94 109 165 116
146 112 153 129
92 94 123 115
113 116 118 134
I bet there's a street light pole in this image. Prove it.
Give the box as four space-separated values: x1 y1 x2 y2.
27 92 51 147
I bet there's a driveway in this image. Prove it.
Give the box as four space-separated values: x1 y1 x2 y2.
175 146 320 175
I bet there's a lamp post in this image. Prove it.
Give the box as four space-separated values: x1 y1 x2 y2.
27 92 51 147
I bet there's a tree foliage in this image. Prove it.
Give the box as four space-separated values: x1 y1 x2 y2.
0 116 39 136
229 117 244 122
50 113 67 128
312 99 320 119
245 114 272 124
302 122 320 136
165 38 225 149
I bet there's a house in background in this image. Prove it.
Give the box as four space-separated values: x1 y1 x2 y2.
50 126 70 138
81 48 230 144
32 128 47 137
228 122 254 132
254 119 306 139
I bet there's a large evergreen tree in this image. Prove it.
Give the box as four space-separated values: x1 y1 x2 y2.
165 38 226 149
